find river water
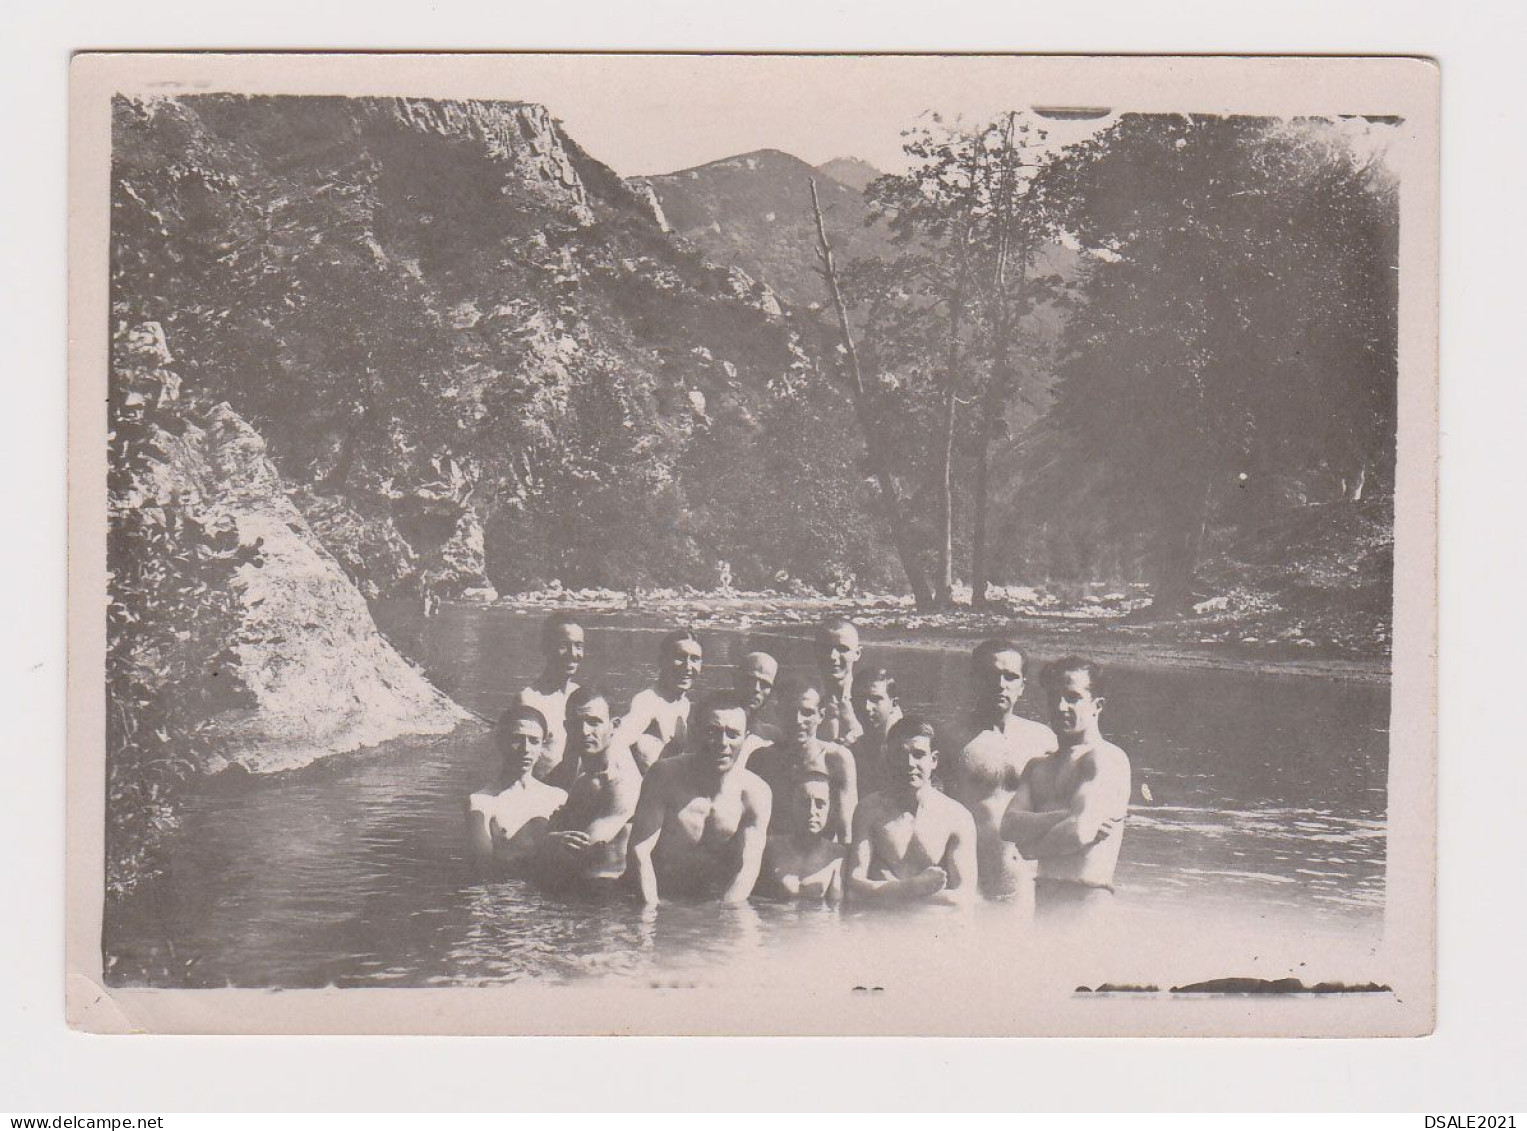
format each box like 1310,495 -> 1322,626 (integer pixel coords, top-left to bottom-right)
105,604 -> 1390,989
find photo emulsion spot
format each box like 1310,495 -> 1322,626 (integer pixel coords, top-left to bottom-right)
69,54 -> 1438,1035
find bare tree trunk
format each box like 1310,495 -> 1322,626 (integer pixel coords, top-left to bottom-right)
971,114 -> 1026,608
809,178 -> 936,611
934,300 -> 963,606
1146,479 -> 1213,616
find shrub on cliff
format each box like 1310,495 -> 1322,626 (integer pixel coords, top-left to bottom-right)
105,323 -> 261,900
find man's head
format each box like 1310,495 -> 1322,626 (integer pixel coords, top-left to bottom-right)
735,651 -> 780,716
775,677 -> 824,745
971,638 -> 1027,721
657,629 -> 703,694
816,617 -> 862,683
885,716 -> 938,794
563,686 -> 613,760
540,612 -> 585,681
693,690 -> 750,774
790,772 -> 833,838
1040,656 -> 1105,740
853,668 -> 900,736
496,702 -> 548,780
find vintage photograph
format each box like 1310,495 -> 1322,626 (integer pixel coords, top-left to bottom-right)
67,54 -> 1438,1035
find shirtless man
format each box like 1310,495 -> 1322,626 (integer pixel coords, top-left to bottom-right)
467,704 -> 568,874
626,691 -> 772,904
538,687 -> 642,891
515,612 -> 584,780
945,639 -> 1059,903
850,667 -> 903,799
734,650 -> 782,765
1002,657 -> 1131,920
846,717 -> 978,907
759,773 -> 845,901
612,629 -> 703,773
816,617 -> 865,745
747,680 -> 858,843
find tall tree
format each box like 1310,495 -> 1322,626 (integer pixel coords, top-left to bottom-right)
810,178 -> 936,609
1027,114 -> 1399,613
854,113 -> 1062,605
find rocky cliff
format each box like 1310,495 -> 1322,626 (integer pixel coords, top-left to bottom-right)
133,325 -> 472,773
110,95 -> 876,597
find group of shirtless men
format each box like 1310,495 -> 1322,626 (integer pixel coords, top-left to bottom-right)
467,614 -> 1132,921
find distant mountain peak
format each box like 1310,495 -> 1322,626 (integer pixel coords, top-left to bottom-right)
816,156 -> 882,192
659,148 -> 814,179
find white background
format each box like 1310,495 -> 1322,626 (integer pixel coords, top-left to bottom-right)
4,0 -> 1523,1112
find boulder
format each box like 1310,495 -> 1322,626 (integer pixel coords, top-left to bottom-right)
190,404 -> 471,772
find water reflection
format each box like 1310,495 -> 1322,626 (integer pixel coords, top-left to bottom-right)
105,605 -> 1390,988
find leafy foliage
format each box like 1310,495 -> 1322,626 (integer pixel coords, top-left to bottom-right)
1021,114 -> 1399,608
105,324 -> 261,900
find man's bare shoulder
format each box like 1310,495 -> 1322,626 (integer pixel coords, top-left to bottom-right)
821,740 -> 853,764
736,765 -> 772,800
1086,739 -> 1132,776
627,687 -> 662,712
927,787 -> 978,830
606,745 -> 642,781
1008,715 -> 1060,753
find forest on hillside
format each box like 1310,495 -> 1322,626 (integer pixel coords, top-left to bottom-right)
111,98 -> 1399,614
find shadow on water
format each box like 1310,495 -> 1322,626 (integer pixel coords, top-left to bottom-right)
105,603 -> 1390,988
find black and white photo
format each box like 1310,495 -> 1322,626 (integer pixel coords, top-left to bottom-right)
66,52 -> 1439,1036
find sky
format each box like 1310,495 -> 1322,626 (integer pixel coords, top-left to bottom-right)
470,55 -> 1121,176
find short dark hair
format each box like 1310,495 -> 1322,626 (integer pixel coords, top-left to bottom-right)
774,674 -> 824,704
498,702 -> 548,738
564,685 -> 610,717
695,689 -> 750,721
541,611 -> 583,644
659,628 -> 702,656
886,714 -> 937,751
853,667 -> 897,703
972,637 -> 1026,672
794,770 -> 832,793
1040,655 -> 1105,697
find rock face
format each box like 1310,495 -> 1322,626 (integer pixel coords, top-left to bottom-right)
623,177 -> 673,233
157,400 -> 471,773
292,491 -> 418,600
388,98 -> 596,224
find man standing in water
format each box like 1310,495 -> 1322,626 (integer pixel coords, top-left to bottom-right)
945,639 -> 1058,904
846,716 -> 977,907
538,687 -> 642,892
1003,657 -> 1131,920
613,629 -> 703,773
749,679 -> 858,843
759,772 -> 845,901
626,691 -> 772,904
816,617 -> 865,745
516,612 -> 585,780
850,667 -> 903,798
467,704 -> 567,874
734,650 -> 782,764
